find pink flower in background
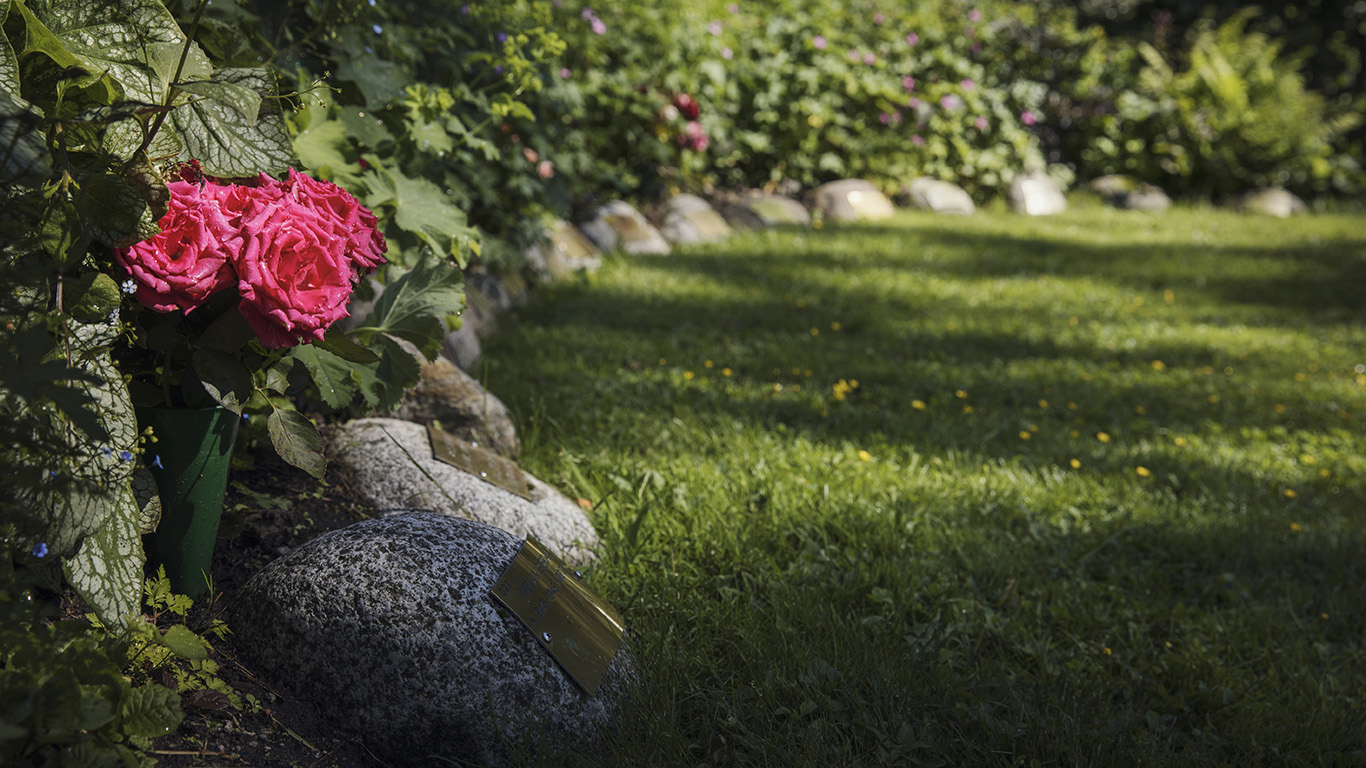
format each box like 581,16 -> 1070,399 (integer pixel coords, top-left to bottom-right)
591,17 -> 605,34
968,9 -> 982,21
907,96 -> 920,108
709,20 -> 723,35
961,78 -> 975,91
873,12 -> 885,24
538,160 -> 555,179
812,35 -> 827,49
560,67 -> 572,79
848,48 -> 860,61
115,181 -> 241,313
974,116 -> 988,130
679,120 -> 709,151
1020,109 -> 1037,125
722,47 -> 734,59
906,32 -> 919,46
728,3 -> 739,13
879,112 -> 892,125
674,92 -> 699,119
940,94 -> 961,110
911,134 -> 925,146
902,76 -> 916,91
864,53 -> 876,65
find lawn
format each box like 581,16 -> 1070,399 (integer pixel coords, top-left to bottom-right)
482,200 -> 1366,767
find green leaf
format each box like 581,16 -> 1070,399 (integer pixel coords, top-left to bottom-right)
64,272 -> 121,322
0,87 -> 52,186
361,258 -> 465,360
118,683 -> 183,741
287,343 -> 359,411
27,0 -> 207,104
191,348 -> 251,414
79,170 -> 158,247
266,408 -> 324,479
175,77 -> 261,126
171,67 -> 297,178
352,333 -> 422,413
156,624 -> 208,661
315,326 -> 380,364
39,194 -> 91,267
11,0 -> 80,69
292,117 -> 353,179
64,483 -> 145,624
339,106 -> 391,147
0,0 -> 20,92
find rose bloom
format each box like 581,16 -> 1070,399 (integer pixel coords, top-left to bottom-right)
114,180 -> 242,313
812,34 -> 826,49
537,159 -> 555,179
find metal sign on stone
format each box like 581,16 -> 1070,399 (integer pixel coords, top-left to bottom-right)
428,425 -> 535,501
491,536 -> 625,695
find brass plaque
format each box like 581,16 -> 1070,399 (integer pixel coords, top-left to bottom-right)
427,425 -> 535,501
491,537 -> 625,695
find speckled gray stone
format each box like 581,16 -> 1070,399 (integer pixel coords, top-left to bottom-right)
812,179 -> 896,221
328,418 -> 599,563
523,220 -> 603,283
659,194 -> 732,244
1239,187 -> 1307,218
230,512 -> 637,767
1008,172 -> 1068,216
579,201 -> 671,255
904,178 -> 975,214
391,357 -> 520,458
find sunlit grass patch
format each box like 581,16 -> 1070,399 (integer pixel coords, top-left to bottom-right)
487,206 -> 1366,767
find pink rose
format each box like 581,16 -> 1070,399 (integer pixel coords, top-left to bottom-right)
537,159 -> 556,179
115,180 -> 241,313
233,198 -> 357,348
278,169 -> 386,273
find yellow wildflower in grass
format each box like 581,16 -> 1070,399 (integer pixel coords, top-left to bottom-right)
912,400 -> 927,410
1284,489 -> 1297,498
1295,372 -> 1308,382
1070,430 -> 1080,438
1208,394 -> 1220,404
831,322 -> 842,331
1135,406 -> 1146,415
1320,468 -> 1332,478
1097,432 -> 1111,443
858,450 -> 873,462
1067,401 -> 1078,410
684,371 -> 695,380
1019,431 -> 1032,440
962,406 -> 974,414
1164,289 -> 1175,304
722,367 -> 733,377
804,369 -> 812,378
849,379 -> 859,389
810,327 -> 820,336
832,379 -> 853,401
1028,424 -> 1040,433
1038,399 -> 1049,409
1174,437 -> 1188,446
1103,647 -> 1112,656
1151,360 -> 1166,371
1290,522 -> 1304,532
955,389 -> 968,399
772,382 -> 783,392
1070,458 -> 1082,469
1068,316 -> 1079,326
1275,404 -> 1287,414
658,358 -> 667,365
1300,454 -> 1316,464
704,360 -> 714,368
1136,466 -> 1152,477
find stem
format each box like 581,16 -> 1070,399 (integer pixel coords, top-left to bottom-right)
130,0 -> 210,164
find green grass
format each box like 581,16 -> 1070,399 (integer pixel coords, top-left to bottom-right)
482,201 -> 1366,767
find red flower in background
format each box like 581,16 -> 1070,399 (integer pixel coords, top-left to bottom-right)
673,92 -> 700,120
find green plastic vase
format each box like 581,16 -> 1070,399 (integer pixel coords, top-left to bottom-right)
137,405 -> 240,598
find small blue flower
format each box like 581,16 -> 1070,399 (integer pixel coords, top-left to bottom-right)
100,447 -> 112,456
121,279 -> 137,294
242,413 -> 251,421
107,308 -> 120,326
46,469 -> 58,479
371,23 -> 382,34
496,31 -> 508,44
151,455 -> 163,469
31,542 -> 47,558
118,450 -> 133,462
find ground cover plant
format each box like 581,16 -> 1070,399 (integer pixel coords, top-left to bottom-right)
482,202 -> 1366,766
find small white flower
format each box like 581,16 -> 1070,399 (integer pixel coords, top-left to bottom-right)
107,308 -> 120,325
121,279 -> 137,294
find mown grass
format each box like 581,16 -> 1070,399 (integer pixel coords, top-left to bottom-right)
482,199 -> 1366,767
